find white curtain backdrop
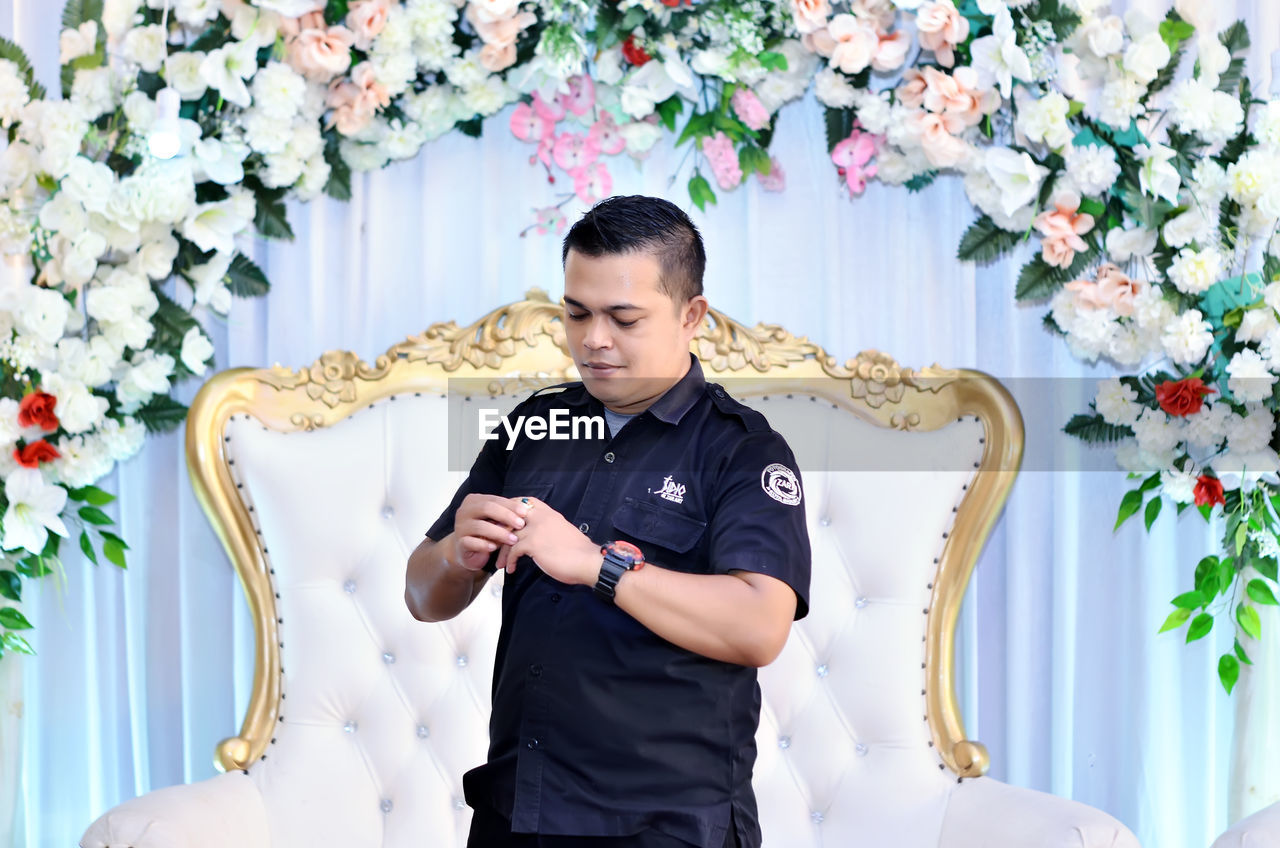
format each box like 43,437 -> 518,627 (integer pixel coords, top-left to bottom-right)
5,1 -> 1280,846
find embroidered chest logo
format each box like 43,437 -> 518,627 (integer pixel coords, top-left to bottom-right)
761,463 -> 802,506
653,475 -> 687,504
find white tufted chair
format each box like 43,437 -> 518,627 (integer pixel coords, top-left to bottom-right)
81,292 -> 1141,848
1211,802 -> 1280,847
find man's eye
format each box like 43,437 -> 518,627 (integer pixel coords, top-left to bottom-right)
568,312 -> 588,321
615,319 -> 637,328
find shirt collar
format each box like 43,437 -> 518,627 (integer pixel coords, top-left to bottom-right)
644,353 -> 705,425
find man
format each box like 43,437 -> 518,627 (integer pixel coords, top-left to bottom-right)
405,195 -> 811,848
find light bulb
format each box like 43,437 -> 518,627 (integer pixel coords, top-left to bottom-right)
148,86 -> 181,159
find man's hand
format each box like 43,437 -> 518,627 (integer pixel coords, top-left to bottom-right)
497,497 -> 600,586
451,493 -> 531,572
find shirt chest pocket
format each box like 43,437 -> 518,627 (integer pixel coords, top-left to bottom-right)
610,497 -> 708,572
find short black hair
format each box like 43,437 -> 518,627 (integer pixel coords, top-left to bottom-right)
561,195 -> 706,305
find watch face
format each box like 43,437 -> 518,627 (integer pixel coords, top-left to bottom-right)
607,540 -> 644,565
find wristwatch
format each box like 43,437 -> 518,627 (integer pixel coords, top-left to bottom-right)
594,540 -> 645,602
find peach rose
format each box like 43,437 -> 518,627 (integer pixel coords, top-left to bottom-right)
849,0 -> 896,31
279,10 -> 325,37
468,7 -> 536,48
480,42 -> 517,72
920,66 -> 989,128
791,0 -> 831,35
1094,263 -> 1145,316
826,14 -> 879,75
289,22 -> 357,81
897,68 -> 927,109
872,30 -> 910,71
802,28 -> 836,58
915,111 -> 969,167
346,0 -> 391,50
326,62 -> 390,135
468,0 -> 520,24
916,0 -> 970,68
1033,192 -> 1095,269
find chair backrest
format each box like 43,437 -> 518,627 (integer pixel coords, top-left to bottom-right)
187,291 -> 1023,848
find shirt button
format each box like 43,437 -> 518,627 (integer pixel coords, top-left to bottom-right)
527,738 -> 541,750
529,663 -> 543,677
714,388 -> 725,398
578,522 -> 589,533
550,593 -> 562,603
604,452 -> 615,463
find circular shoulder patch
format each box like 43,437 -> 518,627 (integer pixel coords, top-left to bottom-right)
761,462 -> 802,506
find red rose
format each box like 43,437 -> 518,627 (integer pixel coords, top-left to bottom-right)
18,391 -> 59,432
1193,474 -> 1225,508
1155,378 -> 1215,417
622,34 -> 651,66
13,439 -> 61,468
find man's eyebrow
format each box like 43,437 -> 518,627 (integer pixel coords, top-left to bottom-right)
563,296 -> 644,312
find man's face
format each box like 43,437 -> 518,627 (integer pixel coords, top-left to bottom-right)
563,248 -> 707,414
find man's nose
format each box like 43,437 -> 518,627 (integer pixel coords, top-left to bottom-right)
583,317 -> 612,350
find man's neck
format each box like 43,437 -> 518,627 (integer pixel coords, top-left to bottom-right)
602,355 -> 691,415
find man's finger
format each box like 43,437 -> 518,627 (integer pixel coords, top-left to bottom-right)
495,543 -> 512,574
458,518 -> 520,548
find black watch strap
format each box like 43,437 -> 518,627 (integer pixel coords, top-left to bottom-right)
593,552 -> 630,602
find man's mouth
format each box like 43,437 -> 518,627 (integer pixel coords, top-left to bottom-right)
584,362 -> 623,375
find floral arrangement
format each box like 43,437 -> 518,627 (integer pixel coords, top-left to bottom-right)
0,0 -> 1276,694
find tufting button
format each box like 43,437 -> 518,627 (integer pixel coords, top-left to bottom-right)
343,579 -> 356,594
417,725 -> 430,739
778,736 -> 791,750
604,452 -> 615,463
811,811 -> 824,824
816,664 -> 828,678
491,583 -> 503,597
819,516 -> 831,526
454,798 -> 466,811
578,522 -> 589,533
457,654 -> 469,668
344,721 -> 357,733
854,596 -> 867,609
382,651 -> 396,665
855,742 -> 869,757
381,798 -> 393,814
381,505 -> 395,519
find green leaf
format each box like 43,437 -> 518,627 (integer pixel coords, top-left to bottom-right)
323,0 -> 349,24
61,0 -> 104,32
676,111 -> 712,147
78,505 -> 112,526
455,117 -> 482,138
1,631 -> 34,656
1062,413 -> 1134,444
957,215 -> 1022,264
99,530 -> 129,550
1158,607 -> 1192,632
619,6 -> 645,30
102,535 -> 126,569
15,556 -> 50,579
655,95 -> 683,133
687,173 -> 714,212
0,607 -> 32,630
1235,519 -> 1249,556
0,35 -> 46,102
1015,251 -> 1092,302
1235,637 -> 1253,665
1256,556 -> 1278,583
1247,578 -> 1278,606
1195,555 -> 1222,597
1220,653 -> 1241,694
1238,603 -> 1263,640
824,106 -> 853,154
1158,17 -> 1195,52
1115,488 -> 1145,531
0,570 -> 19,602
135,394 -> 189,435
757,50 -> 788,72
322,133 -> 351,202
1187,612 -> 1213,642
67,484 -> 114,505
78,529 -> 98,565
1144,495 -> 1163,530
1219,19 -> 1249,55
253,193 -> 294,241
227,253 -> 269,298
1171,590 -> 1204,610
904,171 -> 938,192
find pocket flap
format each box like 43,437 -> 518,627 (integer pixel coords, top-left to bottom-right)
611,497 -> 706,554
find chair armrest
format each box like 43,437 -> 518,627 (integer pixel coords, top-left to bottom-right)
80,771 -> 270,848
1211,801 -> 1280,847
939,776 -> 1142,848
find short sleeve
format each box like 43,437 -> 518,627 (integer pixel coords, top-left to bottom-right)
424,427 -> 508,564
706,430 -> 812,620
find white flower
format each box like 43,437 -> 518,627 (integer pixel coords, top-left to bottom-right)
249,61 -> 304,116
41,373 -> 107,435
1227,151 -> 1278,206
461,76 -> 515,117
230,4 -> 281,49
1204,90 -> 1244,146
850,88 -> 893,135
192,137 -> 249,185
1161,461 -> 1200,504
186,251 -> 233,313
1106,225 -> 1158,262
18,285 -> 72,345
1174,0 -> 1215,33
167,51 -> 208,101
252,0 -> 324,15
1226,405 -> 1276,454
1070,15 -> 1123,58
1124,32 -> 1172,84
1185,401 -> 1231,449
1,467 -> 69,554
620,52 -> 695,119
1136,143 -> 1181,205
1095,378 -> 1141,427
182,198 -> 249,255
814,68 -> 856,109
122,24 -> 167,73
102,0 -> 142,40
620,120 -> 662,157
55,336 -> 118,388
1168,78 -> 1217,137
1226,349 -> 1277,403
0,61 -> 28,128
1016,90 -> 1072,149
970,6 -> 1031,98
1162,308 -> 1213,365
59,21 -> 99,65
982,147 -> 1049,218
1255,101 -> 1280,149
71,67 -> 116,121
963,166 -> 1036,230
200,40 -> 258,108
174,0 -> 219,27
1096,74 -> 1146,127
180,326 -> 215,375
1168,247 -> 1224,295
1131,406 -> 1183,467
1238,308 -> 1280,345
1162,205 -> 1216,249
62,156 -> 116,215
1196,36 -> 1231,89
115,351 -> 175,413
1063,143 -> 1120,195
444,50 -> 488,90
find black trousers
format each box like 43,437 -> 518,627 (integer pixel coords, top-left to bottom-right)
466,806 -> 741,848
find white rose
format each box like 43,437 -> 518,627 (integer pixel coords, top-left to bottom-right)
620,120 -> 662,157
62,156 -> 115,215
1174,0 -> 1215,33
1161,309 -> 1214,365
19,285 -> 72,345
1124,33 -> 1171,85
1197,36 -> 1231,88
1063,143 -> 1120,195
1161,206 -> 1214,249
1074,15 -> 1123,57
133,234 -> 179,280
813,67 -> 856,108
71,67 -> 116,121
1226,349 -> 1277,403
101,0 -> 142,40
167,51 -> 208,101
180,326 -> 215,376
174,0 -> 218,27
115,351 -> 175,413
60,21 -> 99,65
1016,90 -> 1072,149
251,0 -> 324,16
41,373 -> 107,435
0,61 -> 28,129
1204,91 -> 1244,146
1168,246 -> 1225,295
122,24 -> 166,73
1094,378 -> 1141,427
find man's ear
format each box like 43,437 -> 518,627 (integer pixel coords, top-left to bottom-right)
682,295 -> 710,335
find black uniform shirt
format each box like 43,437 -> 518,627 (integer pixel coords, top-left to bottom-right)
426,354 -> 812,848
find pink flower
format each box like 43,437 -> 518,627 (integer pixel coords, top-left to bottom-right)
873,30 -> 910,71
345,0 -> 390,50
479,42 -> 518,72
920,66 -> 991,129
326,62 -> 390,136
288,21 -> 357,82
572,162 -> 612,204
532,90 -> 565,122
467,6 -> 536,72
1033,192 -> 1095,268
790,0 -> 831,34
702,131 -> 742,190
758,157 -> 786,192
916,0 -> 970,68
731,89 -> 770,132
1065,262 -> 1145,316
535,135 -> 555,169
825,14 -> 879,74
510,101 -> 556,143
588,113 -> 626,155
897,68 -> 928,109
558,74 -> 595,116
553,132 -> 601,172
914,111 -> 969,167
832,130 -> 879,194
534,206 -> 567,235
